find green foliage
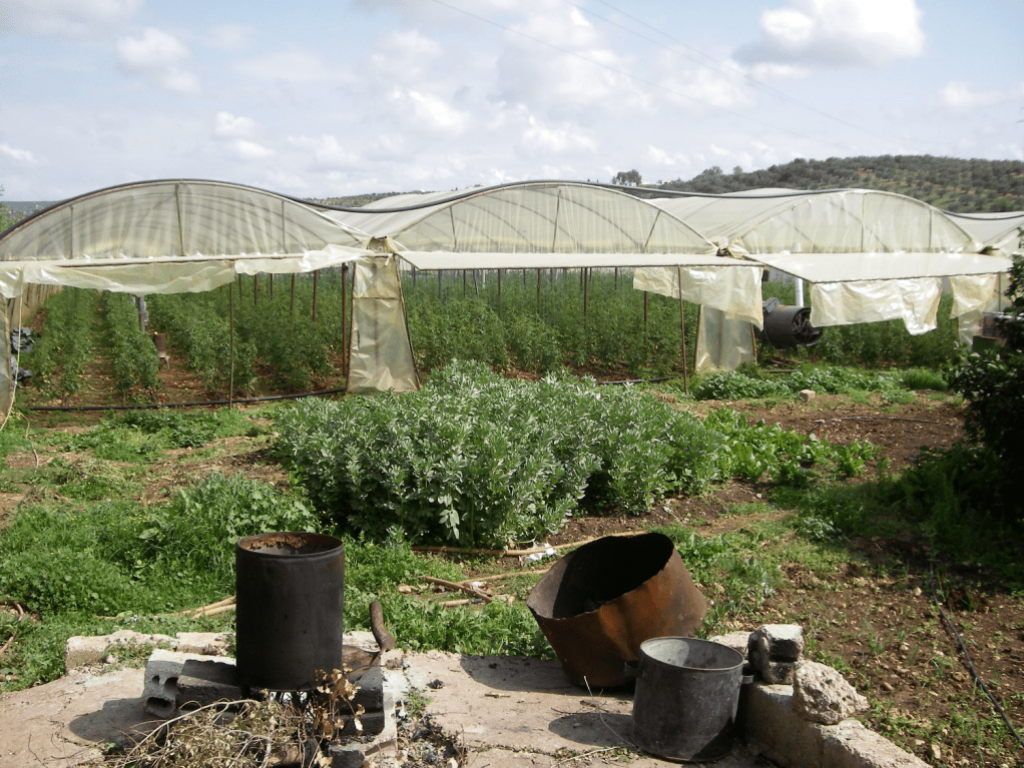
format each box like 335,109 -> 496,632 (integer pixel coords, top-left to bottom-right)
27,288 -> 98,403
404,269 -> 698,378
102,293 -> 161,399
147,290 -> 258,395
692,363 -> 913,401
0,474 -> 318,617
945,252 -> 1024,522
704,407 -> 879,485
274,361 -> 720,547
660,155 -> 1024,212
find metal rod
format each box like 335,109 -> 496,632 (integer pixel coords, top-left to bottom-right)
536,268 -> 541,315
643,291 -> 649,341
583,268 -> 589,322
290,274 -> 296,314
254,275 -> 258,306
677,266 -> 688,395
269,274 -> 274,298
229,283 -> 235,409
312,270 -> 319,322
341,264 -> 348,378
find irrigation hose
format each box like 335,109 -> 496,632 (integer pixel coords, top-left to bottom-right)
927,556 -> 1024,750
26,386 -> 348,412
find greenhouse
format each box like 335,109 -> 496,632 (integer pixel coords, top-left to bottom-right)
0,179 -> 1015,422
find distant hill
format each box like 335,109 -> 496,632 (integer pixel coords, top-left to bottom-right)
651,155 -> 1024,213
307,192 -> 412,208
3,201 -> 53,216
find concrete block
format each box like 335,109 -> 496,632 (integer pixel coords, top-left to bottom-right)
142,650 -> 235,719
821,720 -> 929,768
176,658 -> 243,709
348,664 -> 385,712
173,632 -> 232,656
749,624 -> 805,662
65,629 -> 174,671
329,742 -> 367,768
740,683 -> 823,767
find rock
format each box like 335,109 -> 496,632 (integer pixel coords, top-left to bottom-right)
708,632 -> 751,659
799,389 -> 816,401
749,625 -> 805,662
792,661 -> 868,725
65,630 -> 174,671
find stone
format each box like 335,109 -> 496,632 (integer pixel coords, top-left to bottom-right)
792,660 -> 868,725
748,624 -> 804,662
708,631 -> 751,659
799,389 -> 816,401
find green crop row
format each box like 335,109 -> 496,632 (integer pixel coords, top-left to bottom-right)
273,360 -> 878,548
27,288 -> 98,403
147,290 -> 258,395
101,293 -> 161,399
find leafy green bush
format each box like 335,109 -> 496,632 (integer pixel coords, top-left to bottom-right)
692,370 -> 789,400
274,361 -> 720,546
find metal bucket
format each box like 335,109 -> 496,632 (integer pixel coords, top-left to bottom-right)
526,533 -> 706,688
631,637 -> 747,762
235,532 -> 345,691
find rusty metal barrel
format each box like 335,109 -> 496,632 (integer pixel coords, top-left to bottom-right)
235,532 -> 345,691
527,532 -> 707,688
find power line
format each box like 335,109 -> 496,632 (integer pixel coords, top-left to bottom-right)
425,0 -> 847,150
580,0 -> 932,148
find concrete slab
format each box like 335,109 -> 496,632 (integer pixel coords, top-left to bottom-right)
0,667 -> 159,768
401,651 -> 767,767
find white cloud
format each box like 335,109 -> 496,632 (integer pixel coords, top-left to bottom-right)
215,112 -> 257,139
738,0 -> 925,68
521,115 -> 595,155
116,28 -> 200,95
5,0 -> 141,37
936,81 -> 1024,114
234,140 -> 274,160
0,142 -> 36,164
388,89 -> 471,134
235,50 -> 344,85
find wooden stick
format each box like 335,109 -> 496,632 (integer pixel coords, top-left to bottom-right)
190,604 -> 236,618
420,576 -> 492,603
174,595 -> 235,617
460,568 -> 550,585
412,529 -> 649,558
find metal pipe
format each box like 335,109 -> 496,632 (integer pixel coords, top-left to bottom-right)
677,266 -> 688,395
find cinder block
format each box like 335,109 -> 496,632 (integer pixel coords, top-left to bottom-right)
176,658 -> 244,709
350,665 -> 384,711
142,650 -> 236,719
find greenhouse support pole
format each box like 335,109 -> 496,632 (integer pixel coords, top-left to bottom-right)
312,270 -> 319,322
498,269 -> 503,311
341,264 -> 348,377
463,269 -> 467,296
229,283 -> 235,410
269,274 -> 274,298
677,266 -> 688,395
643,291 -> 648,341
437,270 -> 442,300
583,268 -> 589,322
254,275 -> 259,306
290,275 -> 296,314
536,269 -> 541,315
614,267 -> 619,290
795,277 -> 804,307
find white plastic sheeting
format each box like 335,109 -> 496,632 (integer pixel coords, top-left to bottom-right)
945,211 -> 1024,255
397,251 -> 749,270
647,189 -> 981,256
346,255 -> 420,395
632,265 -> 764,328
809,279 -> 943,335
696,306 -> 755,372
748,250 -> 1010,283
327,183 -> 717,256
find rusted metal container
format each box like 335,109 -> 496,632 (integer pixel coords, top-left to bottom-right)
236,532 -> 345,691
631,637 -> 747,762
526,532 -> 706,688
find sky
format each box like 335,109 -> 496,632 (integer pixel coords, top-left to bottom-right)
0,0 -> 1022,202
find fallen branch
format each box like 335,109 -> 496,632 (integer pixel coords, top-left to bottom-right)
413,529 -> 648,558
420,576 -> 492,603
174,595 -> 236,619
460,567 -> 550,585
